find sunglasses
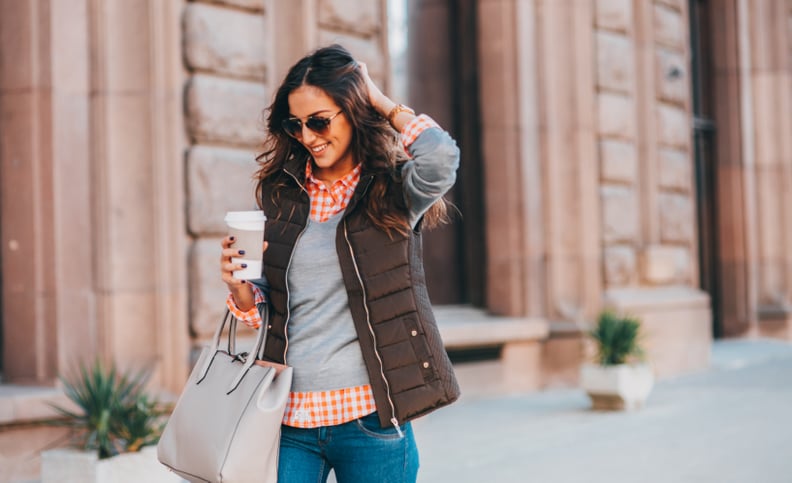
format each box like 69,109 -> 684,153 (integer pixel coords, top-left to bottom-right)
281,110 -> 343,138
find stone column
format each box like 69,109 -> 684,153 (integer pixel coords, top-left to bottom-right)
89,0 -> 190,391
704,0 -> 792,339
478,0 -> 545,317
745,0 -> 792,339
1,0 -> 67,383
477,0 -> 601,321
537,1 -> 602,324
0,0 -> 189,389
706,0 -> 759,338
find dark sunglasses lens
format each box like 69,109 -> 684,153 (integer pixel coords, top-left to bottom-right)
305,117 -> 331,134
282,118 -> 302,136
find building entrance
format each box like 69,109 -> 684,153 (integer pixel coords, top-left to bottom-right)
689,0 -> 722,336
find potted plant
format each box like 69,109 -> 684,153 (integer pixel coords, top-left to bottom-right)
580,310 -> 654,410
40,360 -> 180,482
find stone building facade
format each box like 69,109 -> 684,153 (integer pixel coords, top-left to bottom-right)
0,0 -> 791,479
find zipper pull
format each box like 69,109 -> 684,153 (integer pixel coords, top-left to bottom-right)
391,417 -> 404,439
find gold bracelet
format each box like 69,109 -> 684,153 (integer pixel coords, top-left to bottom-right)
387,104 -> 415,126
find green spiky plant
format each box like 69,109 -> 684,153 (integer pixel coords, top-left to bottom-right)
590,311 -> 645,366
49,360 -> 167,459
117,393 -> 167,453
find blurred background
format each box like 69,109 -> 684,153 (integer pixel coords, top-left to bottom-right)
1,0 -> 791,480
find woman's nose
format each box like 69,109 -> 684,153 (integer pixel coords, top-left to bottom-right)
300,124 -> 318,143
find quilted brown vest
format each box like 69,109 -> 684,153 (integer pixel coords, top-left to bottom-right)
258,161 -> 460,428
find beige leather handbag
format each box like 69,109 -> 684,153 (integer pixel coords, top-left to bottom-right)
158,304 -> 292,483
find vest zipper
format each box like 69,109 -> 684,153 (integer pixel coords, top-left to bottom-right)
282,169 -> 400,433
282,168 -> 310,364
343,219 -> 404,438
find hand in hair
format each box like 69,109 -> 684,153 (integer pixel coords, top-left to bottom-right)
358,62 -> 394,118
358,62 -> 416,132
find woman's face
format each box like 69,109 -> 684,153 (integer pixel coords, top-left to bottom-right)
286,85 -> 355,183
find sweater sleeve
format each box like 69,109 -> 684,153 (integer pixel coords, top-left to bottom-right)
400,115 -> 461,229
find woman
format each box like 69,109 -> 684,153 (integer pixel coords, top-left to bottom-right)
220,44 -> 460,483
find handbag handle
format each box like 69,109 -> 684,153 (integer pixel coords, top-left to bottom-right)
196,301 -> 271,394
226,301 -> 269,360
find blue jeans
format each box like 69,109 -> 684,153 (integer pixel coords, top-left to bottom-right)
278,412 -> 419,483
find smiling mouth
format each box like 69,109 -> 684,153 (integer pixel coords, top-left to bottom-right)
311,143 -> 329,154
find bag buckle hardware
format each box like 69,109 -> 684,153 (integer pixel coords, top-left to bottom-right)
231,352 -> 249,363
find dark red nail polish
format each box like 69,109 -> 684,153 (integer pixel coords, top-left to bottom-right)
230,236 -> 235,241
238,250 -> 246,255
240,280 -> 246,284
241,263 -> 248,268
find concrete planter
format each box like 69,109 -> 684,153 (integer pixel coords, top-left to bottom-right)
41,446 -> 182,483
580,363 -> 654,410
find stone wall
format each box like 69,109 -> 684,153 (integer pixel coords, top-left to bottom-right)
184,0 -> 389,343
596,0 -> 696,289
594,0 -> 712,376
317,0 -> 389,87
184,0 -> 270,339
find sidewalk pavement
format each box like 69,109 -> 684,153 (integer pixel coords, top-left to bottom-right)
410,338 -> 792,483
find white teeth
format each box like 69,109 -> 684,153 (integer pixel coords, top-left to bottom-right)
311,144 -> 328,153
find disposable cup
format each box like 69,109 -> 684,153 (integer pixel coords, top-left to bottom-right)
224,210 -> 266,280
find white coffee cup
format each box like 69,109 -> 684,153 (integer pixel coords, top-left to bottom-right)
224,210 -> 266,280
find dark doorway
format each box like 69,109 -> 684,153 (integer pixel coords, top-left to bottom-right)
405,0 -> 486,306
689,0 -> 722,337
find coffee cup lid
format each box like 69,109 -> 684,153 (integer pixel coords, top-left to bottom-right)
224,210 -> 267,223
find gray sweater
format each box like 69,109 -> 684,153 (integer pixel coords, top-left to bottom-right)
281,126 -> 460,392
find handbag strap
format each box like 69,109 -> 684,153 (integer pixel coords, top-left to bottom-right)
256,302 -> 270,361
227,301 -> 269,359
228,314 -> 237,355
196,302 -> 272,393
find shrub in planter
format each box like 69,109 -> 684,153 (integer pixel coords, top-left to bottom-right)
580,311 -> 654,411
49,360 -> 165,457
42,360 -> 178,482
590,310 -> 644,366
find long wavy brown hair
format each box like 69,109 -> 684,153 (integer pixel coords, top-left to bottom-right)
254,44 -> 447,234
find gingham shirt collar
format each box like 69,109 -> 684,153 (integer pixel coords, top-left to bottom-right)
304,162 -> 361,222
305,161 -> 361,191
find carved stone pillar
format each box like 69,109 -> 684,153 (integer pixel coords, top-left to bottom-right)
744,0 -> 792,339
0,0 -> 189,390
1,0 -> 68,383
88,0 -> 190,390
478,0 -> 601,322
536,1 -> 602,323
478,0 -> 546,317
706,0 -> 758,338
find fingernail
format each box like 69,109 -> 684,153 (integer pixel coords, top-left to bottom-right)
240,280 -> 246,284
241,263 -> 248,268
238,250 -> 246,255
230,236 -> 235,241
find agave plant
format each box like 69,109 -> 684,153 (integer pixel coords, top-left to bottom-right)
590,311 -> 645,366
50,360 -> 166,458
117,393 -> 168,453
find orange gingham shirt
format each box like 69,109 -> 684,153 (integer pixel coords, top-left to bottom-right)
226,114 -> 439,427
